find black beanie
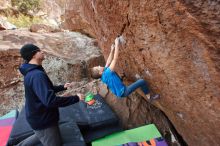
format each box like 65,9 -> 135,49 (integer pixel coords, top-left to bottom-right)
20,44 -> 40,62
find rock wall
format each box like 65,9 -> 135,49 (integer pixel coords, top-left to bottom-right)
62,0 -> 220,145
59,0 -> 94,36
0,0 -> 11,9
0,49 -> 24,116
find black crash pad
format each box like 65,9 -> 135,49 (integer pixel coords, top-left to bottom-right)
59,94 -> 120,129
59,94 -> 123,142
35,121 -> 86,146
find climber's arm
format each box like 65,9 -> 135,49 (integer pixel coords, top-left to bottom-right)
109,38 -> 120,71
105,44 -> 115,67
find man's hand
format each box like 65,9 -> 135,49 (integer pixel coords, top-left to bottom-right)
77,93 -> 85,101
62,92 -> 72,97
64,82 -> 72,89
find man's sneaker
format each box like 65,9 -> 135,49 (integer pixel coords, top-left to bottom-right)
150,94 -> 160,101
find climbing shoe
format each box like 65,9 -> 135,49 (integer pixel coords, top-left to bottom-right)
150,94 -> 160,101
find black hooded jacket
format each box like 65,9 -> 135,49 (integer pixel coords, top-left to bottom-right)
19,63 -> 79,130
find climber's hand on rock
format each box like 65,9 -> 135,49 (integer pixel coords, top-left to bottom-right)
64,82 -> 72,89
62,92 -> 72,97
111,44 -> 115,51
77,93 -> 85,101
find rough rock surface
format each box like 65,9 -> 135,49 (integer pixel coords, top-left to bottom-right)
60,0 -> 94,36
38,0 -> 66,27
0,0 -> 11,9
0,29 -> 104,115
0,17 -> 16,30
0,49 -> 23,116
30,24 -> 60,33
62,0 -> 220,145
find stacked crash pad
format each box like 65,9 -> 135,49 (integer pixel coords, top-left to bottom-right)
8,94 -> 122,145
92,124 -> 168,146
0,110 -> 18,146
59,94 -> 123,142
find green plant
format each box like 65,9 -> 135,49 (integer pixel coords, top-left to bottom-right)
7,14 -> 43,28
11,0 -> 42,14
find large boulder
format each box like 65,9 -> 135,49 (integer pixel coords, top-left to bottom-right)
61,0 -> 220,145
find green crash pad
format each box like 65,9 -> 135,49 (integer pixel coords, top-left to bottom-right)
92,124 -> 161,146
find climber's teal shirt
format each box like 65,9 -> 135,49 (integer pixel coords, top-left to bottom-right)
101,67 -> 125,97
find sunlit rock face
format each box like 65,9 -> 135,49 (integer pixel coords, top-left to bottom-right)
0,0 -> 11,9
61,0 -> 220,145
39,0 -> 65,26
0,17 -> 16,30
0,29 -> 104,116
59,0 -> 95,36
